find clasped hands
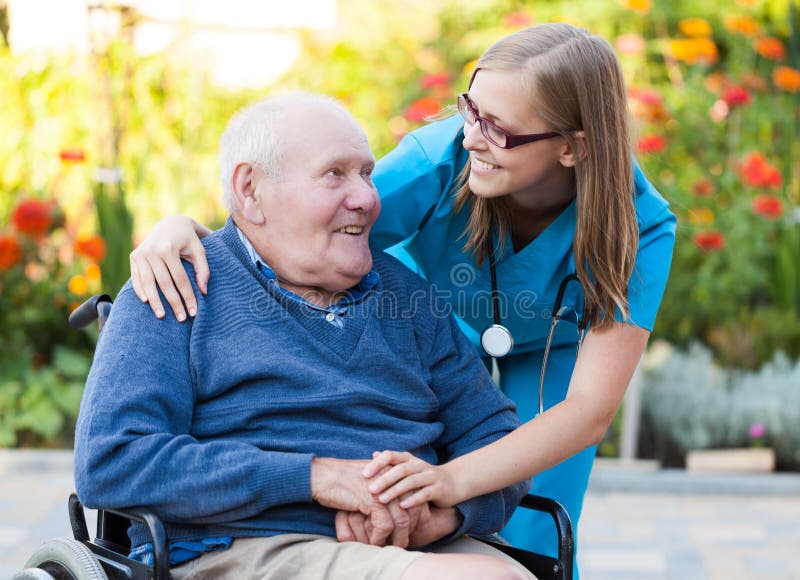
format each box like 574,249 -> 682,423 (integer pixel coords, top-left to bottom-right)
310,453 -> 455,549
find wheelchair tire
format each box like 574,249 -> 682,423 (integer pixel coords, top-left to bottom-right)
14,537 -> 108,580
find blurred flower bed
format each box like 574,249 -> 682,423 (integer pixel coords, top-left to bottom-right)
0,194 -> 103,446
1,0 -> 799,457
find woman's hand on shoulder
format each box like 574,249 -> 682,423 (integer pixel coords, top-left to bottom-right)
129,215 -> 211,321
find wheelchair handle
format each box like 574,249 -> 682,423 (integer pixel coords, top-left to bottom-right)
69,294 -> 113,331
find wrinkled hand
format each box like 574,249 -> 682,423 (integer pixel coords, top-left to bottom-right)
130,215 -> 210,321
407,505 -> 463,548
311,457 -> 414,547
335,500 -> 431,547
364,450 -> 459,509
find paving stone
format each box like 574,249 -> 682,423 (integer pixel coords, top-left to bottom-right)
582,548 -> 668,574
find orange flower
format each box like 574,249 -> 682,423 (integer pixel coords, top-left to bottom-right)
637,134 -> 667,154
404,97 -> 442,122
752,194 -> 784,220
12,199 -> 54,236
59,148 -> 87,163
724,15 -> 761,37
705,72 -> 729,93
74,234 -> 107,263
689,207 -> 715,226
85,263 -> 102,284
621,0 -> 651,14
0,233 -> 22,270
740,72 -> 768,92
629,87 -> 669,122
722,86 -> 750,107
670,38 -> 719,65
754,37 -> 785,61
678,18 -> 712,37
68,274 -> 89,295
739,152 -> 782,189
692,178 -> 715,198
694,230 -> 725,252
773,66 -> 800,93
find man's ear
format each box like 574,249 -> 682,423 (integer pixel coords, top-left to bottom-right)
558,131 -> 587,168
231,162 -> 266,225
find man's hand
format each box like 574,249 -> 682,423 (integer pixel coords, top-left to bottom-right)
311,457 -> 412,547
407,505 -> 463,548
335,500 -> 432,547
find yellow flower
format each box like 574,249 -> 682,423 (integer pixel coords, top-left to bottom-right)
85,263 -> 102,285
68,274 -> 89,295
621,0 -> 651,14
688,207 -> 715,226
724,15 -> 761,37
678,18 -> 712,37
670,38 -> 719,65
463,59 -> 479,77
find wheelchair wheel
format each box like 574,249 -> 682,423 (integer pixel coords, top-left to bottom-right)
14,537 -> 108,580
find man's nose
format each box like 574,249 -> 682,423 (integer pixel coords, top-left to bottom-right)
345,176 -> 379,213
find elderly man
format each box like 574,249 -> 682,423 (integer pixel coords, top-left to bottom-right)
74,94 -> 531,580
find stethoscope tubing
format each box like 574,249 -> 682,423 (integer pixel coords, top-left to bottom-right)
481,236 -> 587,416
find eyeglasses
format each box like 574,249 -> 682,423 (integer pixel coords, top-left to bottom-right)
457,93 -> 562,149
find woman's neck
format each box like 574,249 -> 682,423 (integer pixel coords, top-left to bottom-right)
505,195 -> 573,252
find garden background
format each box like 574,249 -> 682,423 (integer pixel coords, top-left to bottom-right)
1,0 -> 799,470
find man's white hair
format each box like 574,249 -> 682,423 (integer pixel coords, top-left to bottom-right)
218,91 -> 348,211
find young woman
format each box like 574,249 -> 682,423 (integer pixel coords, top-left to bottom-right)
128,24 -> 675,576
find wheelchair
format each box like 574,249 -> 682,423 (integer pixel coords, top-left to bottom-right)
14,295 -> 573,580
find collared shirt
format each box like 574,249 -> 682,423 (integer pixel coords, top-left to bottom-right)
236,226 -> 379,330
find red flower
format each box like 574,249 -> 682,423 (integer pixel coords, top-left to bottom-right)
694,230 -> 725,252
12,199 -> 54,236
405,97 -> 442,122
722,86 -> 751,107
75,234 -> 107,262
59,148 -> 87,163
739,152 -> 782,188
420,72 -> 451,90
0,233 -> 22,270
752,194 -> 784,219
629,87 -> 663,106
692,178 -> 715,197
637,134 -> 667,154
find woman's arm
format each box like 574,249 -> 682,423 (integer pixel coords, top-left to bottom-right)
129,215 -> 211,320
365,322 -> 650,508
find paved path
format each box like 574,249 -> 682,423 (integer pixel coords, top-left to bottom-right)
2,450 -> 800,579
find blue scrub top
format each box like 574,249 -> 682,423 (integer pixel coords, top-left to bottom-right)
370,115 -> 676,355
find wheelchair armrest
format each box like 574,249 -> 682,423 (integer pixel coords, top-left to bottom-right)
519,494 -> 573,572
69,493 -> 170,580
68,294 -> 113,330
478,493 -> 573,579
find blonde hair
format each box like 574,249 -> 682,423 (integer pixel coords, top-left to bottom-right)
453,23 -> 638,328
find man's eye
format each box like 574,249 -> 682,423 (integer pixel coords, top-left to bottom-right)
326,168 -> 343,177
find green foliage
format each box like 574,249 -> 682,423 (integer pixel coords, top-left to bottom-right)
0,198 -> 97,447
642,342 -> 800,469
93,179 -> 133,295
2,0 -> 800,449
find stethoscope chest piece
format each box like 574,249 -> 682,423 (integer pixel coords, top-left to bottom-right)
481,324 -> 514,358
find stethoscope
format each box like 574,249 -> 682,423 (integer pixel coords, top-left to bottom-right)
480,235 -> 589,416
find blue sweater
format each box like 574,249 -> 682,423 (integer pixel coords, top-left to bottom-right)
74,219 -> 527,549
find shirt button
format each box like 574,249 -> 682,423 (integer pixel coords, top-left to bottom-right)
325,313 -> 335,322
